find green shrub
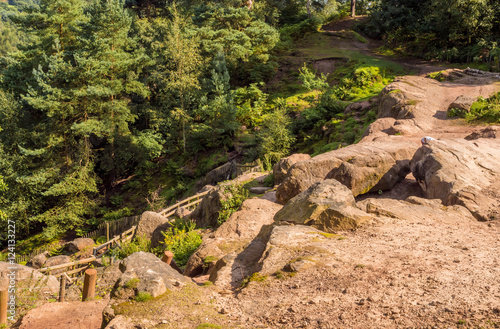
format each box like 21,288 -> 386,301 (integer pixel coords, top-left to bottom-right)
135,292 -> 152,302
466,93 -> 500,123
110,236 -> 151,260
218,184 -> 249,225
299,64 -> 329,91
125,278 -> 140,289
263,174 -> 274,187
161,219 -> 202,267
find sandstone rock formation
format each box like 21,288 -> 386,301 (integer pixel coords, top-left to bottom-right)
276,139 -> 417,203
196,161 -> 237,189
185,198 -> 281,283
0,262 -> 59,294
26,251 -> 49,269
44,255 -> 71,275
112,252 -> 189,299
410,138 -> 500,221
447,95 -> 476,114
64,238 -> 95,254
273,153 -> 311,185
189,187 -> 224,228
134,211 -> 172,249
274,179 -> 371,231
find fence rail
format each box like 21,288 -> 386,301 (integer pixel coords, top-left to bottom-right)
16,160 -> 263,271
236,160 -> 263,176
158,191 -> 209,217
82,215 -> 141,241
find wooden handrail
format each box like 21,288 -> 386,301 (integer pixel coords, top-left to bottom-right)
158,191 -> 209,215
40,256 -> 96,273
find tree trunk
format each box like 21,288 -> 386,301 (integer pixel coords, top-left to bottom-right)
307,0 -> 312,18
351,0 -> 356,17
247,0 -> 253,10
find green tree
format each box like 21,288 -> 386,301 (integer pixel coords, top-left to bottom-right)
258,100 -> 295,169
194,52 -> 238,150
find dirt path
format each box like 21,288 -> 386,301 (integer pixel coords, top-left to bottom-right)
322,16 -> 451,76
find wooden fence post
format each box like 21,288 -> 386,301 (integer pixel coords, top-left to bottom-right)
82,268 -> 97,301
0,289 -> 7,324
59,275 -> 66,302
161,251 -> 174,265
106,222 -> 110,242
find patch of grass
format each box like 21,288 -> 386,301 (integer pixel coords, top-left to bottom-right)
427,71 -> 446,82
125,278 -> 140,289
241,272 -> 268,287
456,319 -> 467,325
355,264 -> 366,269
135,292 -> 153,302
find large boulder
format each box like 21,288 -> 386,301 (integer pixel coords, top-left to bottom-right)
134,211 -> 169,241
0,262 -> 59,294
184,198 -> 282,279
196,161 -> 237,189
112,252 -> 189,299
273,154 -> 311,185
257,225 -> 334,276
274,179 -> 371,231
189,187 -> 224,228
447,95 -> 476,115
276,139 -> 418,204
44,255 -> 71,275
64,238 -> 95,254
410,138 -> 500,221
26,251 -> 49,269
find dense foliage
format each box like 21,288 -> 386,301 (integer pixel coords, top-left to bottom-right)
1,0 -> 498,247
365,0 -> 500,65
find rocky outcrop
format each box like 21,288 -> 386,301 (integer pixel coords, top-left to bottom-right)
134,211 -> 170,249
112,252 -> 189,299
44,255 -> 71,275
273,154 -> 311,185
257,225 -> 332,276
26,251 -> 49,269
465,126 -> 498,140
0,262 -> 59,294
274,179 -> 371,231
276,139 -> 418,204
196,161 -> 237,189
410,139 -> 500,221
185,198 -> 282,281
189,187 -> 224,228
64,238 -> 95,254
448,95 -> 476,114
104,315 -> 135,329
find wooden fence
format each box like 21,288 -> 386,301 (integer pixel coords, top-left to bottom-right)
38,225 -> 137,277
16,160 -> 263,268
236,160 -> 263,176
158,191 -> 209,217
82,215 -> 141,241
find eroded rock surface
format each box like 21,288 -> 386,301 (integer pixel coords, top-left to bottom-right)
274,179 -> 371,231
276,139 -> 417,203
185,198 -> 282,285
273,153 -> 311,185
410,138 -> 500,221
112,252 -> 189,299
0,262 -> 59,294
